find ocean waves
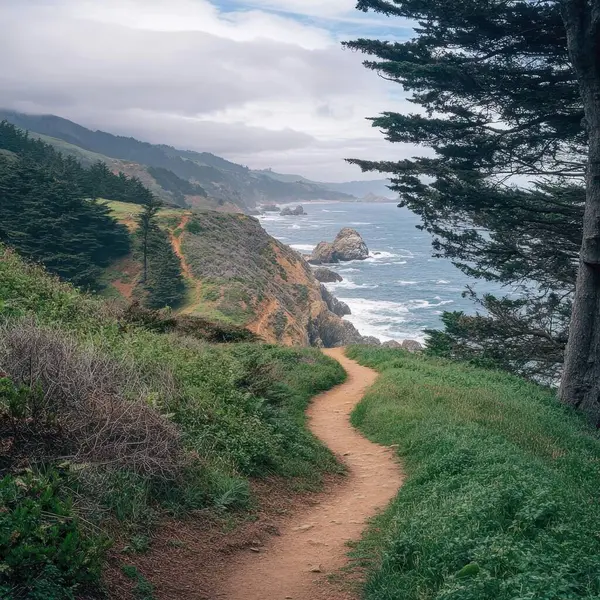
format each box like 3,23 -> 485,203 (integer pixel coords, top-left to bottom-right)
258,201 -> 505,343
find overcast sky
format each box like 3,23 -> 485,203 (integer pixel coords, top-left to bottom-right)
0,0 -> 416,181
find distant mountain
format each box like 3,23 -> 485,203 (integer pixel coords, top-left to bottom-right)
321,179 -> 395,199
255,168 -> 394,200
253,168 -> 314,184
0,110 -> 355,210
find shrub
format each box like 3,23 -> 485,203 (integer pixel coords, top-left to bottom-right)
0,320 -> 183,478
0,472 -> 104,600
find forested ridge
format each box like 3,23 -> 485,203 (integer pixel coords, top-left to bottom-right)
0,121 -> 187,301
0,110 -> 356,208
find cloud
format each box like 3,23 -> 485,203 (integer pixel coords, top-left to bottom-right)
0,0 -> 414,180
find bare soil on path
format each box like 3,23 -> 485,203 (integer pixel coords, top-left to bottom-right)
219,347 -> 403,600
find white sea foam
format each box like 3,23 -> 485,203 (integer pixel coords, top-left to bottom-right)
397,280 -> 417,286
337,297 -> 426,343
370,260 -> 407,267
405,299 -> 455,309
369,251 -> 397,259
337,267 -> 360,273
436,279 -> 451,284
258,215 -> 284,222
326,280 -> 379,290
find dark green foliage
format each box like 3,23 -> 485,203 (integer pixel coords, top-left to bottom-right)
141,227 -> 186,309
135,199 -> 186,309
0,472 -> 103,600
425,293 -> 569,381
347,346 -> 600,600
147,166 -> 206,205
0,155 -> 130,289
185,219 -> 202,235
346,1 -> 584,376
85,160 -> 153,205
0,121 -> 153,205
136,196 -> 161,285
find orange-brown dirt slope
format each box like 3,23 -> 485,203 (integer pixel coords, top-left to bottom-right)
105,204 -> 362,347
178,211 -> 363,347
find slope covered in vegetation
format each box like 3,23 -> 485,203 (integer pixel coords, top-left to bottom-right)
0,247 -> 345,599
105,201 -> 365,347
0,110 -> 355,210
346,346 -> 600,600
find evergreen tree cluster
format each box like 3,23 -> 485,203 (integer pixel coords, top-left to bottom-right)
0,120 -> 186,303
135,202 -> 186,309
346,0 -> 589,382
0,121 -> 153,205
0,155 -> 130,289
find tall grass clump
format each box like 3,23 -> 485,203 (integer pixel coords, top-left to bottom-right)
346,346 -> 600,600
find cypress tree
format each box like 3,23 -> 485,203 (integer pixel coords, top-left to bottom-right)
346,1 -> 600,416
0,156 -> 130,289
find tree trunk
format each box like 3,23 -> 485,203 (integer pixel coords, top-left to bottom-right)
560,0 -> 600,421
142,226 -> 149,284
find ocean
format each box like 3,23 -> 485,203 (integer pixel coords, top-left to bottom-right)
258,202 -> 503,343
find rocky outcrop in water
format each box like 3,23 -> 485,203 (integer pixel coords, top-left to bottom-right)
310,242 -> 336,264
313,267 -> 342,283
281,205 -> 305,216
320,285 -> 351,317
310,228 -> 369,264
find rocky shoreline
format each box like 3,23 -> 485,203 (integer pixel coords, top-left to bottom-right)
300,227 -> 423,350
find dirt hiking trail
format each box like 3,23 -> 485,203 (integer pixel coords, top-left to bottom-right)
219,347 -> 403,600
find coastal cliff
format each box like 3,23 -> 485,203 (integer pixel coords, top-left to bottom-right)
105,202 -> 365,347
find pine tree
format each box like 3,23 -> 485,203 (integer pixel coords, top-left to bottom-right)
142,228 -> 186,309
136,196 -> 162,284
0,156 -> 130,289
346,0 -> 600,418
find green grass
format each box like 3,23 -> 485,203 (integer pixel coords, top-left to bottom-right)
104,200 -> 185,225
346,346 -> 600,600
0,246 -> 346,597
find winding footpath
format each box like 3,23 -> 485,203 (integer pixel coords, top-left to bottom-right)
220,348 -> 403,600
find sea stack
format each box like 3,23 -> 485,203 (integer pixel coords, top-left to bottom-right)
310,228 -> 369,264
281,205 -> 305,216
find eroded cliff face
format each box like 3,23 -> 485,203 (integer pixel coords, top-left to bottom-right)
105,206 -> 365,347
177,212 -> 364,347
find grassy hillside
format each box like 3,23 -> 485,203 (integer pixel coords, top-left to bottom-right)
0,246 -> 346,599
346,346 -> 600,600
0,110 -> 355,209
105,201 -> 357,347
